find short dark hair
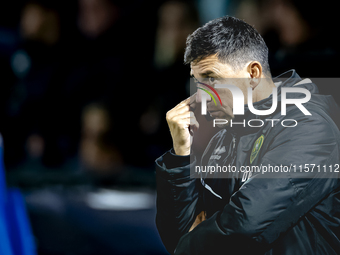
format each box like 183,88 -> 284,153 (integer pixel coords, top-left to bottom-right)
184,16 -> 271,75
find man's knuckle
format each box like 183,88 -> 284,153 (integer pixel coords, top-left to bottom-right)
166,111 -> 172,120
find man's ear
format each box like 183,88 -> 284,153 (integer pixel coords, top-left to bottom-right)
247,61 -> 262,90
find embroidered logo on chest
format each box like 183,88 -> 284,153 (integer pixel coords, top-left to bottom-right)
250,135 -> 264,164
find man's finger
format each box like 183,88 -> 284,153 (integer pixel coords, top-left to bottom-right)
189,93 -> 197,112
167,105 -> 189,120
171,111 -> 192,122
168,94 -> 197,119
177,93 -> 197,108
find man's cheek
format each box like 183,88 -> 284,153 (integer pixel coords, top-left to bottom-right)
219,91 -> 233,108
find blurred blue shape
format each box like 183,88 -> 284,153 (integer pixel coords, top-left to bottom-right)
6,189 -> 36,255
0,211 -> 13,255
0,134 -> 36,255
0,134 -> 14,255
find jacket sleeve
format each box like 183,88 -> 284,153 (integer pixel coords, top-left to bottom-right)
155,149 -> 202,254
174,112 -> 340,255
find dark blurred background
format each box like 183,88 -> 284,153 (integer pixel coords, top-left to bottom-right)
0,0 -> 338,254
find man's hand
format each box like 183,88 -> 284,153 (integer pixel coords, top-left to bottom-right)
166,94 -> 199,156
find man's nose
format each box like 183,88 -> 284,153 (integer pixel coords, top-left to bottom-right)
196,88 -> 212,103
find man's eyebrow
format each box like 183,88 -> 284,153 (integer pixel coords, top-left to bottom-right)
199,70 -> 216,77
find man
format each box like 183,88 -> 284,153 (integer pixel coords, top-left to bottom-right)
155,16 -> 340,254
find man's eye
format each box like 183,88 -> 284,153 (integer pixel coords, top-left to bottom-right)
209,77 -> 215,83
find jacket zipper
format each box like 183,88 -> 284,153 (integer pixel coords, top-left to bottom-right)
229,134 -> 237,166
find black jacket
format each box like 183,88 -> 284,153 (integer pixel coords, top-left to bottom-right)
155,70 -> 340,255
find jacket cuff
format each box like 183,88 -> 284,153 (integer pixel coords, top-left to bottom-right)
155,149 -> 195,180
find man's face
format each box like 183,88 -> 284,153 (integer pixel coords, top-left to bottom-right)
190,54 -> 252,122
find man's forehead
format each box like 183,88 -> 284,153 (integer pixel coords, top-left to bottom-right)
190,55 -> 219,71
190,55 -> 234,78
